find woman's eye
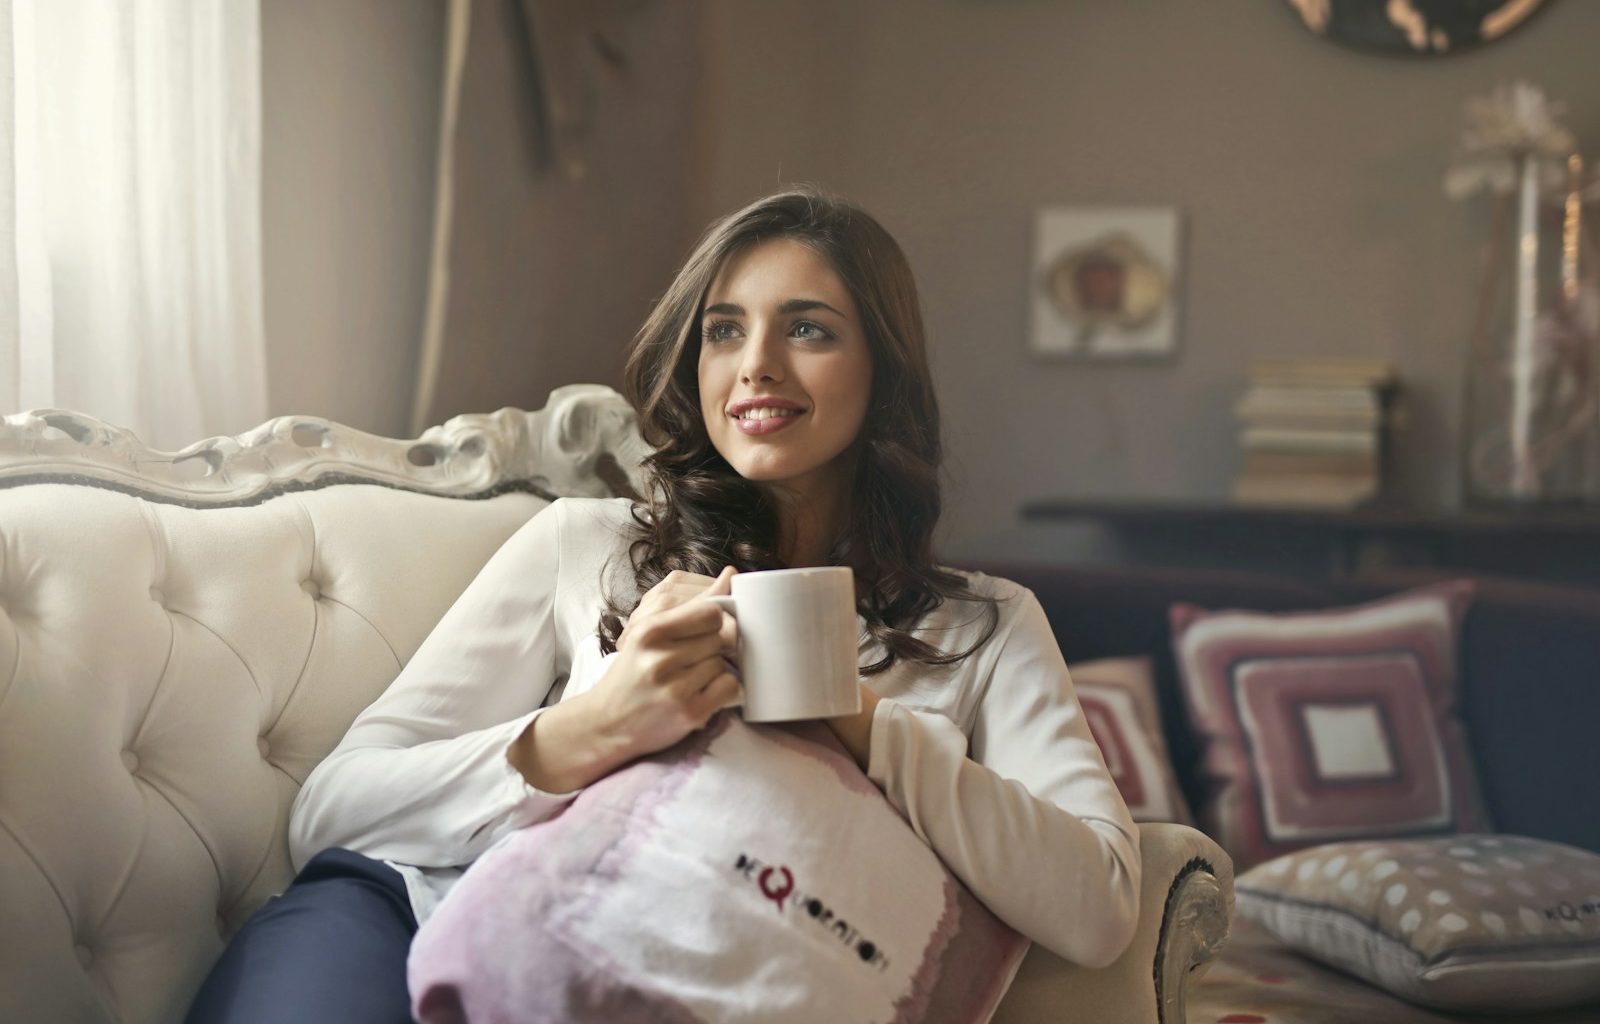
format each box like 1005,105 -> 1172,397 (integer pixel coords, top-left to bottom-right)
702,321 -> 741,342
792,321 -> 831,341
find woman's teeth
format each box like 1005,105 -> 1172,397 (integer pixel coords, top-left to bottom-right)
738,408 -> 799,421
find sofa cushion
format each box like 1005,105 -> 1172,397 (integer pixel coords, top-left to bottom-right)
1333,569 -> 1600,857
407,713 -> 1028,1024
1171,581 -> 1490,869
1190,914 -> 1600,1024
977,562 -> 1336,816
1235,835 -> 1600,1014
0,481 -> 550,1024
1069,656 -> 1194,825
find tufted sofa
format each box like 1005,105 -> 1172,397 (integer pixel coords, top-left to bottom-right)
0,384 -> 1232,1024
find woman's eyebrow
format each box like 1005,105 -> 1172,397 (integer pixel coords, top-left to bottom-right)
777,298 -> 844,317
700,298 -> 844,319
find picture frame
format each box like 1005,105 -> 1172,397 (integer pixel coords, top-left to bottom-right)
1029,205 -> 1182,361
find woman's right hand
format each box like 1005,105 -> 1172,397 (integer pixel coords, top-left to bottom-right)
585,566 -> 741,756
507,567 -> 740,792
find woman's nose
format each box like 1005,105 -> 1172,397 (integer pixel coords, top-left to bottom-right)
739,325 -> 785,384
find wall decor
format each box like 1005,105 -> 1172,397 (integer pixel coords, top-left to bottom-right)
1447,81 -> 1600,505
1284,0 -> 1549,56
1029,206 -> 1181,361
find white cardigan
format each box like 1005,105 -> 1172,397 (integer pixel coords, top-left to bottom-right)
289,497 -> 1140,967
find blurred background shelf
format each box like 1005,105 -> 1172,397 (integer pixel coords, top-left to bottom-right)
1019,499 -> 1600,588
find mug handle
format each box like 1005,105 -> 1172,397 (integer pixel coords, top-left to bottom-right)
703,595 -> 744,707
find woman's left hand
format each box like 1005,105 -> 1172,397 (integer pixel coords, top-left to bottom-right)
824,683 -> 880,771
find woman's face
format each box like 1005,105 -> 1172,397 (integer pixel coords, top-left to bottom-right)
697,237 -> 873,505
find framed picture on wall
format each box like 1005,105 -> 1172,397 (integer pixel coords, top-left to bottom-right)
1029,206 -> 1182,360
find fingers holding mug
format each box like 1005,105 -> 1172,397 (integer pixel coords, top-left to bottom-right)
693,667 -> 744,721
703,566 -> 739,655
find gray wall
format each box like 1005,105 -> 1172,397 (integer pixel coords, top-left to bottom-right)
260,0 -> 700,438
691,0 -> 1600,562
261,0 -> 444,438
414,0 -> 700,429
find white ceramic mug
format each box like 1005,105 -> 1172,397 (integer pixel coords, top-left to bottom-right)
707,566 -> 862,723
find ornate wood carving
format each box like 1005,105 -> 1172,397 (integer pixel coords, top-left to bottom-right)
0,383 -> 650,506
1155,857 -> 1232,1024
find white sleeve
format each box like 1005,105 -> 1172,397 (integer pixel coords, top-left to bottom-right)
288,500 -> 580,871
864,589 -> 1141,967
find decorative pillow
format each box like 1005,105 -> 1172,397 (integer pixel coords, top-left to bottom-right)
1069,656 -> 1195,826
1236,835 -> 1600,1014
1171,580 -> 1490,869
408,713 -> 1029,1024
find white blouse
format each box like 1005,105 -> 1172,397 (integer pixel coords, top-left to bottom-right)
288,497 -> 1140,967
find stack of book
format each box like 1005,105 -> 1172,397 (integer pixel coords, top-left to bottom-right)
1232,358 -> 1396,509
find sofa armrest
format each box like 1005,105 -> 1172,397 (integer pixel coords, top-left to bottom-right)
992,823 -> 1234,1024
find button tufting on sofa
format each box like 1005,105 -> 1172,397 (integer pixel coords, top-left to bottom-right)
0,386 -> 679,1024
121,750 -> 139,773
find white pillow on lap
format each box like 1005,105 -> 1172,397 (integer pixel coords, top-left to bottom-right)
408,712 -> 1029,1023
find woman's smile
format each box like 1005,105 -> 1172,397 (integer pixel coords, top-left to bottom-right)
729,396 -> 809,435
734,409 -> 803,435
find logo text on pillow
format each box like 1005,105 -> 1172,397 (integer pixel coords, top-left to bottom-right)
734,851 -> 892,971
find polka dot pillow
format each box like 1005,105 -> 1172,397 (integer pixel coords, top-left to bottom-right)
1236,835 -> 1600,1014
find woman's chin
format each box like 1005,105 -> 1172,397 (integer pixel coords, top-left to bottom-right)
732,462 -> 803,486
714,439 -> 852,496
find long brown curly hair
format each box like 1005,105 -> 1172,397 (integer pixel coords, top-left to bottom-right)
598,186 -> 997,674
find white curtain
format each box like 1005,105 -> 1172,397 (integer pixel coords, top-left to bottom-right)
0,0 -> 265,452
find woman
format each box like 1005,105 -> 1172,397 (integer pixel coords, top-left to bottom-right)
187,187 -> 1139,1023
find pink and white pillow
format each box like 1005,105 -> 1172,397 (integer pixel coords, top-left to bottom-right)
1069,657 -> 1194,826
1170,581 -> 1490,870
408,713 -> 1028,1024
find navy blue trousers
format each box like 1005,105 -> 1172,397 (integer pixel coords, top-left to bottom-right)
185,848 -> 417,1024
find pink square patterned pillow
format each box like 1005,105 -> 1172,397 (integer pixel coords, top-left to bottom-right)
408,713 -> 1028,1024
1070,657 -> 1195,826
1171,580 -> 1490,870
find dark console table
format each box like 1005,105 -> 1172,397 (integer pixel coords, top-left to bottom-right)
1019,499 -> 1600,588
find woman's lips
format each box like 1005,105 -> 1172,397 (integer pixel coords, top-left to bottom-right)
733,411 -> 804,436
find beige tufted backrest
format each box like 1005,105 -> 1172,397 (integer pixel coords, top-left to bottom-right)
0,385 -> 649,1024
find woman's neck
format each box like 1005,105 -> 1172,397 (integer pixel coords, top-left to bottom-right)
766,479 -> 846,568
